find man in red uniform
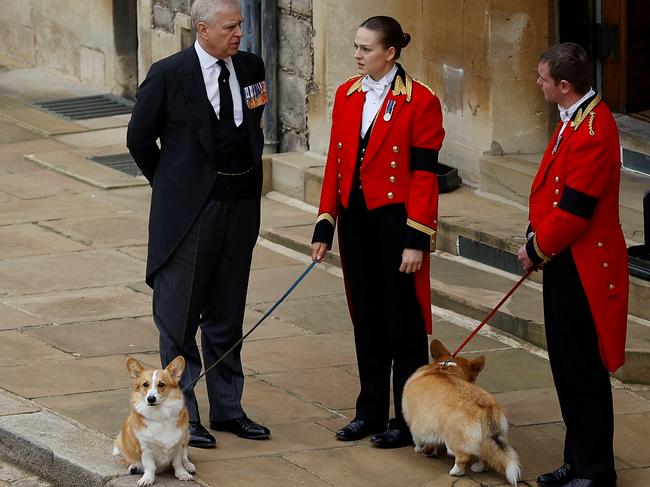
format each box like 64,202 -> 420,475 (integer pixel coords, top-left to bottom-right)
518,43 -> 628,487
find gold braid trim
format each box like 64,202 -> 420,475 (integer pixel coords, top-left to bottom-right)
345,75 -> 363,96
413,78 -> 436,98
573,94 -> 601,131
407,218 -> 435,236
588,112 -> 596,136
317,213 -> 335,227
533,234 -> 551,264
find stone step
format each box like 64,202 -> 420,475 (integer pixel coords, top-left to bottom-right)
478,153 -> 648,246
259,192 -> 650,385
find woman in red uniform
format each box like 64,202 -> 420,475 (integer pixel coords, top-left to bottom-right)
311,16 -> 444,449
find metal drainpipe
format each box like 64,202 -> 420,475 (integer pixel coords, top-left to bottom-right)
261,0 -> 278,153
241,0 -> 261,55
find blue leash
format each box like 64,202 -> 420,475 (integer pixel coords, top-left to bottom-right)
182,259 -> 318,392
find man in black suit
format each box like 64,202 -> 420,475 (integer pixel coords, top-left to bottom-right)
127,0 -> 270,448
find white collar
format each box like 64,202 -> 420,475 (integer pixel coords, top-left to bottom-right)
558,88 -> 595,123
362,64 -> 398,90
194,40 -> 232,70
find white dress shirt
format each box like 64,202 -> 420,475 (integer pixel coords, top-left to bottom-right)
360,64 -> 398,137
194,40 -> 244,127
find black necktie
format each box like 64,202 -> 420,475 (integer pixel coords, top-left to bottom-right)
217,59 -> 234,125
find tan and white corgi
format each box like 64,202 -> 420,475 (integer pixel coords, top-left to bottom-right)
402,340 -> 521,486
113,356 -> 195,487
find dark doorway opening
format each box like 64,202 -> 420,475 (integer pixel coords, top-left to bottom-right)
113,0 -> 138,100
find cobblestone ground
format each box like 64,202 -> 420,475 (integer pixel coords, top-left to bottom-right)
0,459 -> 53,487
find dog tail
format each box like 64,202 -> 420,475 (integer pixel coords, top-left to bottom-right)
481,411 -> 520,487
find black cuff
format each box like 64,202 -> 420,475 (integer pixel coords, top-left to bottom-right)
410,147 -> 439,173
525,237 -> 544,267
525,223 -> 533,239
312,220 -> 335,249
403,224 -> 431,251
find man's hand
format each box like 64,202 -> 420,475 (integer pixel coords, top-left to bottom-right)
517,244 -> 534,272
312,242 -> 328,262
400,248 -> 423,273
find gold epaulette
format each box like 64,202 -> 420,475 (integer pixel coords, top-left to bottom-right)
572,94 -> 601,134
345,75 -> 363,96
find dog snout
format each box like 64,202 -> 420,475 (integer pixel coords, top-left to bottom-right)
147,395 -> 156,404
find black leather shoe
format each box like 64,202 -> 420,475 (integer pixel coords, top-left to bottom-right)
561,479 -> 616,487
210,416 -> 270,440
538,464 -> 574,486
335,418 -> 385,441
188,421 -> 216,448
370,426 -> 412,449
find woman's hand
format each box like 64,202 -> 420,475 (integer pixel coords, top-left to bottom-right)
400,248 -> 423,273
312,242 -> 329,262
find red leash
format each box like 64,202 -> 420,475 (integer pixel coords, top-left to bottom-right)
444,267 -> 535,365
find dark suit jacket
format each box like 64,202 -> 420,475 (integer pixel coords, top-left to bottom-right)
127,47 -> 266,287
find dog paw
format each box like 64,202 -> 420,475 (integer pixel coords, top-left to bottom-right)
449,464 -> 464,476
414,444 -> 423,453
183,460 -> 196,474
470,460 -> 485,473
175,469 -> 194,481
129,463 -> 144,474
137,473 -> 155,487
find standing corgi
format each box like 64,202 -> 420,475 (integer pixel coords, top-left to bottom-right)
113,356 -> 196,487
402,340 -> 521,486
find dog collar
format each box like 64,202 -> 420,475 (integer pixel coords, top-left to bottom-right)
437,361 -> 457,367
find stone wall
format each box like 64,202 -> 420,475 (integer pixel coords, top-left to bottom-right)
0,0 -> 138,98
277,0 -> 314,152
309,0 -> 552,185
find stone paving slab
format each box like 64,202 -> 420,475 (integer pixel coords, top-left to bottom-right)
0,96 -> 83,136
0,331 -> 71,366
0,223 -> 86,259
0,301 -> 49,330
0,138 -> 71,174
0,249 -> 144,295
22,317 -> 159,357
242,308 -> 308,341
0,390 -> 42,417
26,150 -> 147,190
247,264 -> 343,304
4,286 -> 151,325
52,127 -> 127,150
0,192 -> 125,226
0,170 -> 95,200
192,455 -> 332,487
0,356 -> 131,399
41,213 -> 149,248
0,120 -> 41,144
613,412 -> 650,467
241,332 -> 357,374
74,114 -> 130,131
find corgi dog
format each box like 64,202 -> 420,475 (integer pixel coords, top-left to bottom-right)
113,356 -> 196,487
402,340 -> 521,486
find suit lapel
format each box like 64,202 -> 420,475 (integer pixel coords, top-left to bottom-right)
177,47 -> 215,162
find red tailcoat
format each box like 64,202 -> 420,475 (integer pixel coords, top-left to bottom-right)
316,69 -> 445,333
527,95 -> 628,371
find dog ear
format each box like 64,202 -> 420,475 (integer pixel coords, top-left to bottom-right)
166,356 -> 186,381
468,356 -> 486,382
126,357 -> 144,379
429,340 -> 450,360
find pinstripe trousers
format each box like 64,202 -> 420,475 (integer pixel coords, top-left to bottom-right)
152,197 -> 259,424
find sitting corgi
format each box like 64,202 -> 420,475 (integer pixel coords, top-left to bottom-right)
113,356 -> 196,487
402,340 -> 520,486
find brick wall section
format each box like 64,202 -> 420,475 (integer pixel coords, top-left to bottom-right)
277,0 -> 314,152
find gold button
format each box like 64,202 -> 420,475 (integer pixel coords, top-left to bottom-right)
554,189 -> 560,195
603,262 -> 609,268
554,176 -> 560,183
360,156 -> 364,161
597,242 -> 604,248
337,189 -> 341,194
608,283 -> 615,290
337,173 -> 341,180
337,158 -> 341,164
387,192 -> 394,199
337,142 -> 342,149
433,219 -> 437,224
551,252 -> 556,256
393,146 -> 399,153
389,176 -> 396,183
361,148 -> 365,152
390,161 -> 397,168
552,201 -> 558,208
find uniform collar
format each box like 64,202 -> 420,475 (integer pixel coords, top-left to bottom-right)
558,88 -> 595,123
